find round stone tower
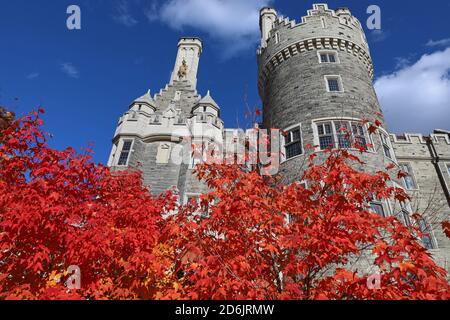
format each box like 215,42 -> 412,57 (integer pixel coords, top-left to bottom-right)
257,4 -> 398,186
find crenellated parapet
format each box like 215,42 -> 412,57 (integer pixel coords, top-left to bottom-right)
390,133 -> 450,145
259,4 -> 368,52
258,4 -> 372,98
257,4 -> 374,95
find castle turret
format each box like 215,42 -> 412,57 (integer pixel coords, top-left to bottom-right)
257,4 -> 396,185
130,90 -> 156,114
260,7 -> 277,48
190,91 -> 224,142
255,3 -> 450,274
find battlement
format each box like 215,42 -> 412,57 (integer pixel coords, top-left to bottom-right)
259,3 -> 366,51
178,37 -> 203,52
257,3 -> 373,98
391,133 -> 450,145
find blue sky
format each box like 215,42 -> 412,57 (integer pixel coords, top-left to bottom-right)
1,0 -> 449,164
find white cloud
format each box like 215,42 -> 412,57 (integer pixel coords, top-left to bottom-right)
374,47 -> 450,134
426,38 -> 450,47
144,2 -> 159,22
369,29 -> 389,43
158,0 -> 272,57
26,72 -> 39,80
112,0 -> 138,27
60,63 -> 80,79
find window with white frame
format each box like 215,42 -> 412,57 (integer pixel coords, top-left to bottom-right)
335,121 -> 351,149
370,201 -> 386,217
400,203 -> 412,227
368,191 -> 388,217
315,120 -> 370,151
399,163 -> 417,190
380,133 -> 393,159
325,75 -> 343,92
317,122 -> 334,150
351,123 -> 368,150
283,126 -> 303,160
117,140 -> 132,166
318,51 -> 338,63
418,218 -> 435,250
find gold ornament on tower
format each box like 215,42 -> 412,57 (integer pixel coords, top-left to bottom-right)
177,59 -> 188,80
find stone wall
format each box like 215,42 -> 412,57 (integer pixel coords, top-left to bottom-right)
391,132 -> 450,274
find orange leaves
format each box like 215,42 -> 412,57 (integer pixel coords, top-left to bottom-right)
399,261 -> 416,273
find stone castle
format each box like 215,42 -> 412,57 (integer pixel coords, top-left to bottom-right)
107,4 -> 450,273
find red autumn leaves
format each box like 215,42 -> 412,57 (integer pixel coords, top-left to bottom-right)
0,109 -> 449,300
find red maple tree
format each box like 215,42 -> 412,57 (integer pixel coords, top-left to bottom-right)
0,109 -> 177,299
160,150 -> 449,300
0,109 -> 449,300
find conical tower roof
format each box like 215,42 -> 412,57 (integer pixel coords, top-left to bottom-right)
198,90 -> 219,109
134,90 -> 155,106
